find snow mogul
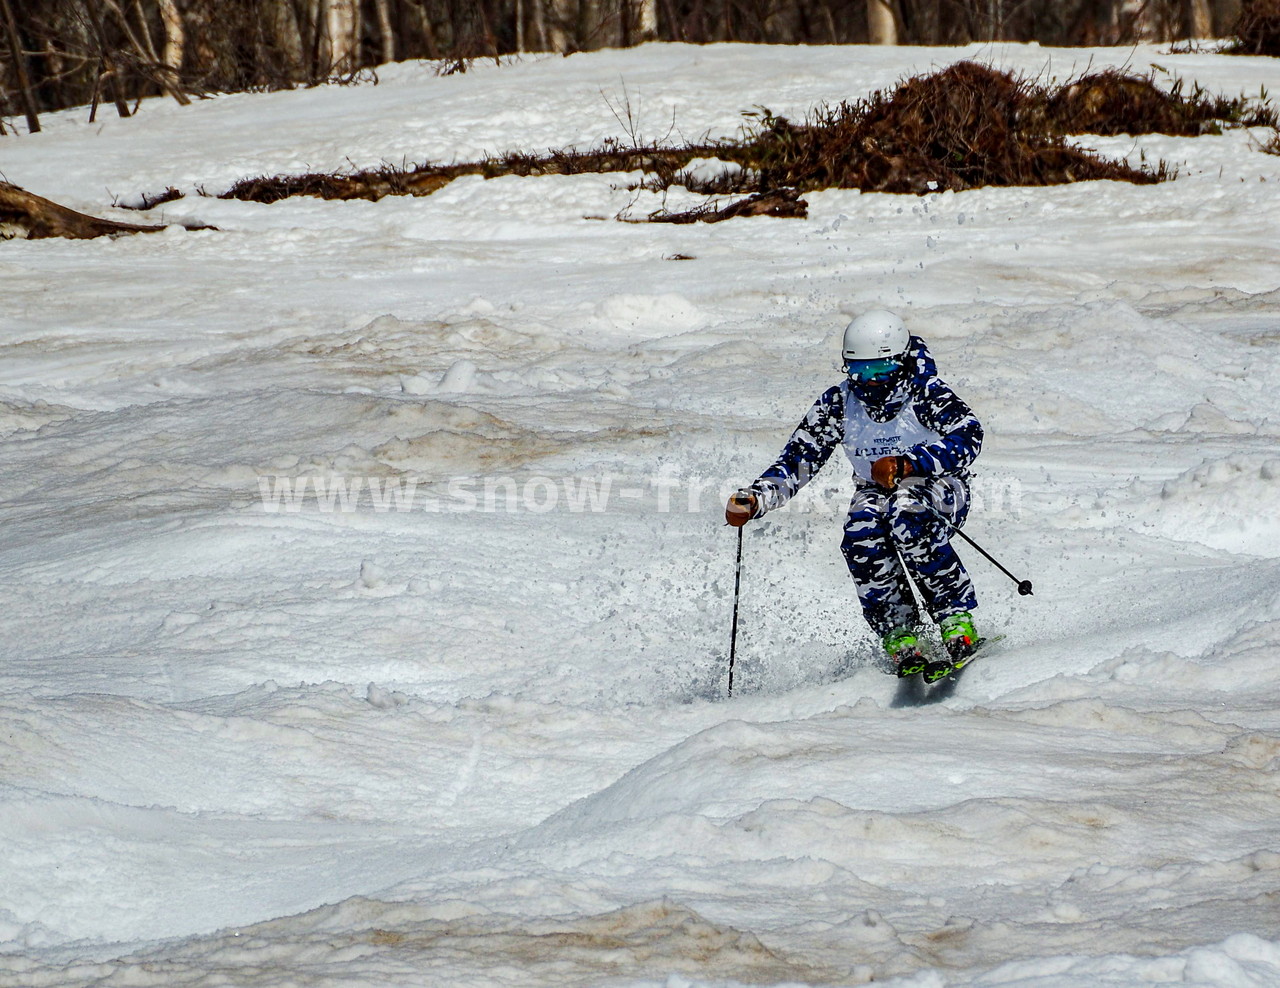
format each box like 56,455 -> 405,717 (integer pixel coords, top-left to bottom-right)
726,310 -> 984,683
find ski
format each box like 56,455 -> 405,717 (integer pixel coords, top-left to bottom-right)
926,632 -> 1005,682
889,635 -> 1004,708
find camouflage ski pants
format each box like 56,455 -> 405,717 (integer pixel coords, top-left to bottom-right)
840,475 -> 977,638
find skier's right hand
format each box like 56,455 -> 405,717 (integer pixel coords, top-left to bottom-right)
725,491 -> 758,527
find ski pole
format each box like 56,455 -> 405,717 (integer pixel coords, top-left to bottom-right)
727,523 -> 744,696
927,505 -> 1033,596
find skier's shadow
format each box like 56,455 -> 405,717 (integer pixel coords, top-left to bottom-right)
890,672 -> 960,707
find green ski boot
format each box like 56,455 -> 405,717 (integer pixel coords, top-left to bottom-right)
924,611 -> 979,683
883,626 -> 926,678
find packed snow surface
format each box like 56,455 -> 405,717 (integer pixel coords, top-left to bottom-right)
2,41 -> 1280,988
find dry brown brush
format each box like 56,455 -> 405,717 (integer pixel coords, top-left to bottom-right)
221,141 -> 717,204
1230,0 -> 1280,56
1046,68 -> 1277,135
212,62 -> 1274,222
725,63 -> 1160,197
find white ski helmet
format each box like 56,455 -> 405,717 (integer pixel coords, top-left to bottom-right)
841,310 -> 909,361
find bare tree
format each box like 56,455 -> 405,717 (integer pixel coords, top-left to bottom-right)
1184,0 -> 1214,35
630,0 -> 660,41
1,0 -> 40,131
867,0 -> 897,41
1212,0 -> 1242,33
545,0 -> 577,49
158,0 -> 183,76
373,0 -> 396,61
324,0 -> 361,74
2,0 -> 1269,124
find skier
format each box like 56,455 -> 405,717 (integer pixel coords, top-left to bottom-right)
725,310 -> 984,682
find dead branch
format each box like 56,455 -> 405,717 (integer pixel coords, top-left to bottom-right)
636,188 -> 809,224
116,186 -> 185,210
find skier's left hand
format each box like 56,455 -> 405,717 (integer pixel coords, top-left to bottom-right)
871,455 -> 914,489
725,491 -> 758,527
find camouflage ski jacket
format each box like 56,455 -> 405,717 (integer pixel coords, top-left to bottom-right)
746,336 -> 983,516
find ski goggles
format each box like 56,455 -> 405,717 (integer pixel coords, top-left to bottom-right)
843,357 -> 901,382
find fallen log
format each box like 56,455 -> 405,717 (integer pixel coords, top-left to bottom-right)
0,181 -> 214,240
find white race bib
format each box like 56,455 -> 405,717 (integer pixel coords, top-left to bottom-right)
841,380 -> 940,482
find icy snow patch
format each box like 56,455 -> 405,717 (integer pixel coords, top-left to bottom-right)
1149,454 -> 1280,555
595,293 -> 707,333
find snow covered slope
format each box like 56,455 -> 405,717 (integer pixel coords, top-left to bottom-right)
1,41 -> 1279,987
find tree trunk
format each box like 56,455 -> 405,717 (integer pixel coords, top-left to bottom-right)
545,0 -> 576,50
475,0 -> 500,55
579,0 -> 607,48
659,0 -> 684,40
416,0 -> 441,58
631,0 -> 658,41
868,0 -> 898,43
156,0 -> 192,103
1210,0 -> 1242,34
373,0 -> 395,62
159,0 -> 184,71
84,0 -> 132,117
180,0 -> 217,86
821,4 -> 840,43
42,37 -> 67,112
0,0 -> 40,132
529,0 -> 549,49
325,0 -> 361,73
1184,0 -> 1213,36
102,0 -> 191,104
269,0 -> 306,81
